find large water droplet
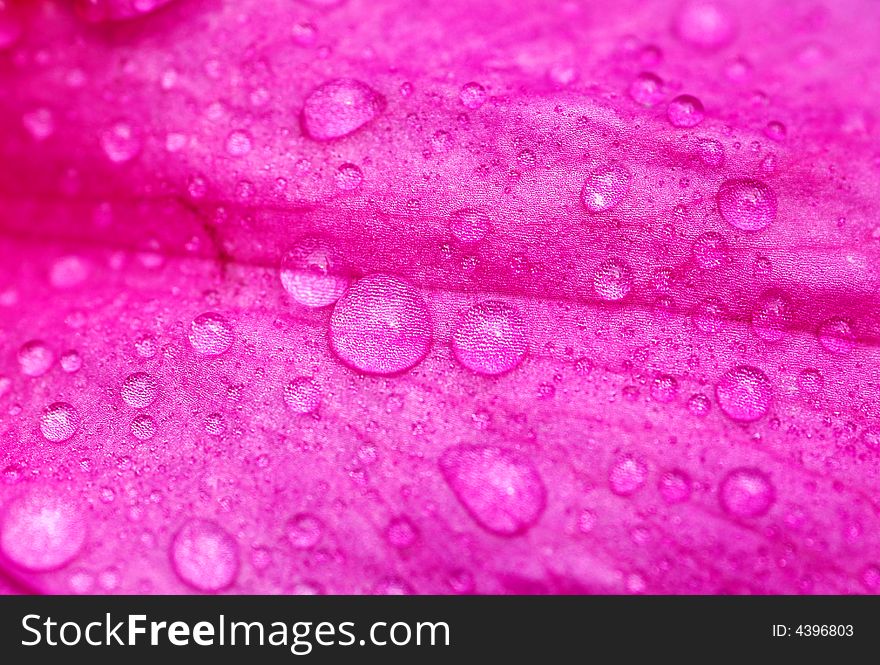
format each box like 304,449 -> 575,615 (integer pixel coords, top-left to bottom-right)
581,163 -> 632,213
329,275 -> 432,375
459,82 -> 487,110
673,0 -> 736,50
170,519 -> 239,592
40,402 -> 79,443
717,178 -> 777,232
301,78 -> 385,141
719,468 -> 774,518
667,94 -> 705,127
188,313 -> 234,356
18,340 -> 54,377
439,445 -> 546,536
659,470 -> 692,503
817,317 -> 855,355
451,301 -> 527,375
715,365 -> 772,422
121,372 -> 158,408
629,72 -> 664,107
593,258 -> 633,301
280,238 -> 349,308
0,490 -> 86,571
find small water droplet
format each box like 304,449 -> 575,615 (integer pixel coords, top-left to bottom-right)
449,208 -> 491,244
629,72 -> 664,107
225,130 -> 252,157
334,162 -> 363,190
121,372 -> 158,408
717,178 -> 777,232
673,0 -> 736,50
609,455 -> 648,496
459,82 -> 487,110
696,137 -> 725,166
280,237 -> 349,308
691,231 -> 728,268
751,289 -> 793,342
18,340 -> 54,377
581,163 -> 632,213
667,94 -> 705,127
100,121 -> 141,163
40,402 -> 79,443
593,258 -> 633,301
130,414 -> 156,440
0,490 -> 86,571
284,377 -> 321,414
286,513 -> 323,549
385,516 -> 419,549
301,78 -> 385,141
817,317 -> 855,355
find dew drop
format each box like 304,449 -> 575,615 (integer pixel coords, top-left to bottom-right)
581,163 -> 632,213
40,402 -> 79,443
673,0 -> 736,50
629,72 -> 664,107
130,414 -> 156,440
301,78 -> 385,141
719,468 -> 774,518
0,490 -> 86,571
817,317 -> 855,355
329,274 -> 432,375
764,121 -> 786,142
459,82 -> 487,110
687,393 -> 712,416
334,162 -> 363,190
609,455 -> 648,496
691,231 -> 728,268
170,519 -> 239,592
286,513 -> 323,549
797,368 -> 824,396
439,445 -> 546,536
280,238 -> 349,308
121,372 -> 159,408
385,516 -> 419,549
22,107 -> 55,141
283,376 -> 321,414
659,470 -> 692,503
18,340 -> 54,377
449,207 -> 491,244
861,427 -> 880,451
667,94 -> 705,128
717,178 -> 777,232
451,301 -> 527,376
715,365 -> 772,423
696,137 -> 725,166
593,258 -> 633,301
692,297 -> 726,334
188,313 -> 234,356
100,121 -> 141,163
60,351 -> 82,373
225,130 -> 252,157
651,374 -> 679,403
751,289 -> 793,342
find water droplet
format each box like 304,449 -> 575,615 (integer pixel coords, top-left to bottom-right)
283,377 -> 321,414
581,163 -> 632,213
121,372 -> 159,408
301,78 -> 385,141
40,402 -> 79,443
696,137 -> 725,166
459,82 -> 486,110
651,374 -> 679,403
0,490 -> 86,571
593,258 -> 633,301
659,470 -> 692,503
130,414 -> 156,440
22,107 -> 55,141
717,178 -> 777,232
60,350 -> 82,373
334,162 -> 363,190
719,468 -> 774,518
449,207 -> 491,244
188,313 -> 234,356
451,301 -> 527,376
134,334 -> 157,358
751,289 -> 793,342
692,298 -> 726,334
691,231 -> 728,268
686,393 -> 711,417
280,237 -> 349,308
817,317 -> 855,355
170,519 -> 239,592
286,513 -> 323,549
629,72 -> 664,106
764,121 -> 786,142
861,427 -> 880,451
673,0 -> 736,50
225,130 -> 252,156
796,368 -> 823,395
385,516 -> 419,549
100,121 -> 141,163
609,455 -> 648,496
329,274 -> 432,375
439,445 -> 546,536
18,340 -> 54,377
667,94 -> 705,128
715,365 -> 772,422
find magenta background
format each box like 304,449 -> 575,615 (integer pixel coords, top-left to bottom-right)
1,0 -> 880,594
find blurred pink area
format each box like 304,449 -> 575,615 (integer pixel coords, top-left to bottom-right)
1,0 -> 879,594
